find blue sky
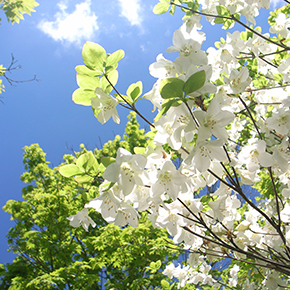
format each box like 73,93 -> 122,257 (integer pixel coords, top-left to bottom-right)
0,0 -> 285,265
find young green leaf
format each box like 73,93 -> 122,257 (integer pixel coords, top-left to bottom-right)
153,2 -> 170,15
72,88 -> 96,106
126,81 -> 143,101
155,260 -> 162,269
105,49 -> 125,73
75,174 -> 94,184
183,70 -> 206,95
134,147 -> 146,154
82,42 -> 107,72
159,78 -> 184,99
115,93 -> 133,105
161,280 -> 170,289
76,73 -> 100,90
58,164 -> 83,178
216,5 -> 231,17
169,4 -> 175,15
75,65 -> 103,77
214,17 -> 225,24
76,151 -> 98,172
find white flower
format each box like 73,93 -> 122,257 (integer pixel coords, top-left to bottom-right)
143,81 -> 163,112
182,15 -> 202,32
163,263 -> 176,279
280,203 -> 290,223
156,206 -> 185,236
151,160 -> 186,200
103,148 -> 147,196
278,58 -> 290,83
219,0 -> 244,14
91,88 -> 120,124
194,98 -> 235,142
149,53 -> 182,79
85,186 -> 121,223
269,13 -> 290,38
67,208 -> 96,231
238,140 -> 274,172
167,25 -> 207,70
154,102 -> 196,150
115,202 -> 140,227
229,265 -> 240,287
184,139 -> 227,172
224,67 -> 252,94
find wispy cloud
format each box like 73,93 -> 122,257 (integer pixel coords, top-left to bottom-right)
270,0 -> 285,8
117,0 -> 142,26
38,0 -> 98,45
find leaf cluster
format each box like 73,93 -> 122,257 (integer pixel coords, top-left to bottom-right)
0,0 -> 39,24
73,42 -> 124,106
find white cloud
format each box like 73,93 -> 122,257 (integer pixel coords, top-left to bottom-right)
118,0 -> 142,26
270,0 -> 285,8
38,0 -> 98,45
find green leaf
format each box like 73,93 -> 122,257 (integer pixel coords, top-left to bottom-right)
169,4 -> 175,15
126,81 -> 143,101
153,2 -> 170,15
0,65 -> 6,76
134,147 -> 146,154
75,174 -> 94,184
216,5 -> 230,17
214,17 -> 225,24
82,42 -> 107,72
101,157 -> 116,167
223,19 -> 235,30
161,280 -> 170,289
58,164 -> 83,178
75,65 -> 103,77
149,260 -> 162,270
183,70 -> 206,95
155,260 -> 161,269
76,73 -> 100,90
115,93 -> 132,104
72,88 -> 96,106
223,13 -> 240,30
2,0 -> 39,24
159,78 -> 184,99
105,49 -> 125,73
76,152 -> 98,172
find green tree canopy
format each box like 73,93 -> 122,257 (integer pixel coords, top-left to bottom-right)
0,113 -> 182,290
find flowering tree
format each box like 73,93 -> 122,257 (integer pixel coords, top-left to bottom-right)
60,0 -> 290,288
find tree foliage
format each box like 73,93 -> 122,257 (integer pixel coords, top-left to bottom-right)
0,113 -> 181,290
0,0 -> 38,24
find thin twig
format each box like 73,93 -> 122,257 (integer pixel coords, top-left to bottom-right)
104,74 -> 155,128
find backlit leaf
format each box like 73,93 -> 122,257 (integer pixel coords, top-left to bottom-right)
183,70 -> 206,95
72,88 -> 96,106
59,164 -> 83,178
82,42 -> 106,72
159,78 -> 184,99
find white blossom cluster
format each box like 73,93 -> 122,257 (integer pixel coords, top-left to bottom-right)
67,0 -> 290,288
